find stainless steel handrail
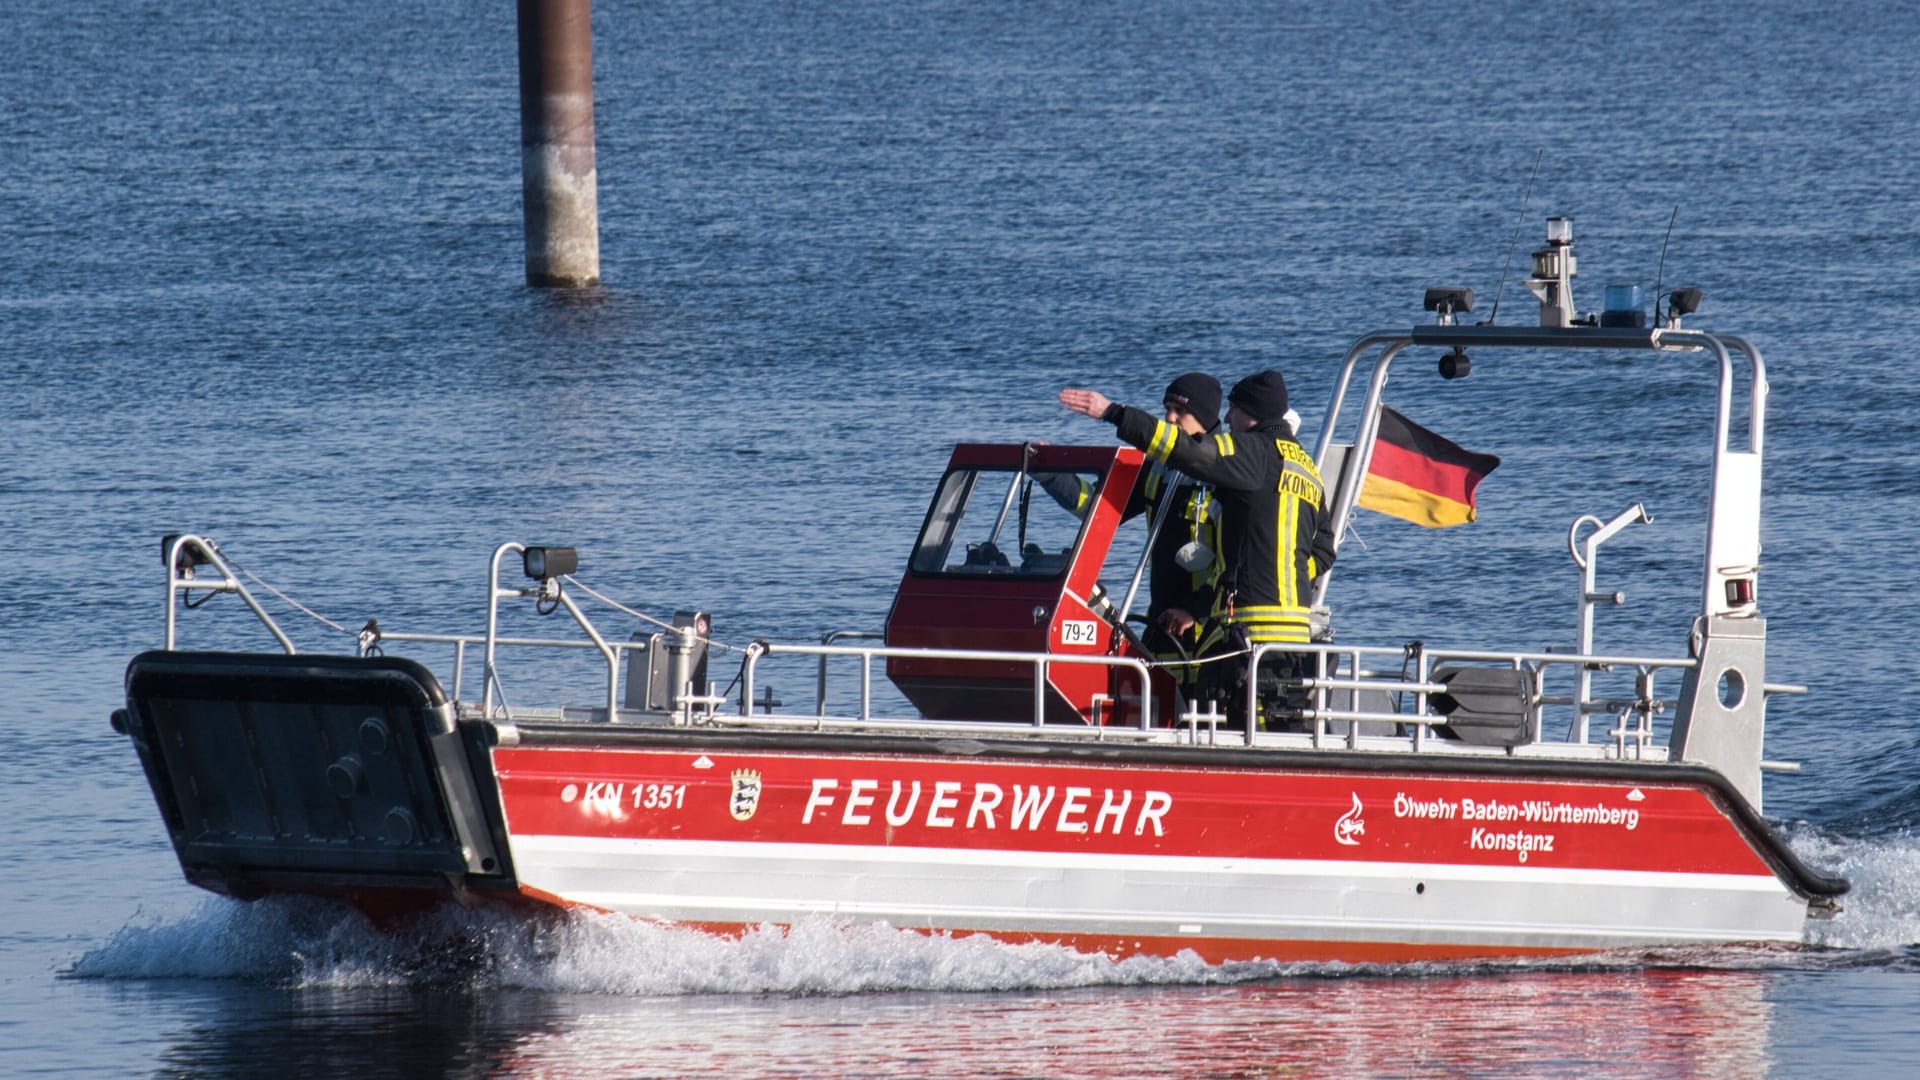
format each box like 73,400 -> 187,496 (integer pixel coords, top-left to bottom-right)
160,533 -> 1704,760
163,534 -> 297,654
744,641 -> 1154,731
1246,642 -> 1696,750
816,630 -> 885,716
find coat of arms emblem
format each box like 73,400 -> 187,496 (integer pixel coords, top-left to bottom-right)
729,769 -> 763,821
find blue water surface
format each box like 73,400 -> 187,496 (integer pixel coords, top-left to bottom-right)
5,1 -> 1920,1075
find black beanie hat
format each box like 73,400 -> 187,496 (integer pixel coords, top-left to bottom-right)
1161,372 -> 1221,429
1227,369 -> 1289,423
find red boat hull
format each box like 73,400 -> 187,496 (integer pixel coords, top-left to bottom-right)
489,735 -> 1815,961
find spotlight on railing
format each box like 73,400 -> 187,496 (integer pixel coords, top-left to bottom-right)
1423,286 -> 1475,326
522,546 -> 579,581
1664,287 -> 1702,327
161,533 -> 214,577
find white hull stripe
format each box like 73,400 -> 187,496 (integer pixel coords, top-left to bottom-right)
509,833 -> 1787,892
506,833 -> 1810,948
545,892 -> 1803,949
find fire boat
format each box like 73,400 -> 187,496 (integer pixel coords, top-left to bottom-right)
115,219 -> 1848,962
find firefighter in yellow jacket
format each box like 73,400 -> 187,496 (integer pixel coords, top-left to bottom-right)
1045,373 -> 1225,649
1060,370 -> 1335,724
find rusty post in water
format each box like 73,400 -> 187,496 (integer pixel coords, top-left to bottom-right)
516,0 -> 600,287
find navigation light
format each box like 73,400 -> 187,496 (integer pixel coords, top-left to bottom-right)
1725,576 -> 1755,607
1525,216 -> 1579,328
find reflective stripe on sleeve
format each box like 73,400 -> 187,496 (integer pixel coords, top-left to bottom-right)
1147,421 -> 1179,462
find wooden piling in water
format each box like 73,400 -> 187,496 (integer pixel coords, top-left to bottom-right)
516,0 -> 600,287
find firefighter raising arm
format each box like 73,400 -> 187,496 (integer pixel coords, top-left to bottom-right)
1057,387 -> 1273,495
1061,371 -> 1334,650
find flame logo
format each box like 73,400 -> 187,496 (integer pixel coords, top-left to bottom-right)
1334,792 -> 1365,846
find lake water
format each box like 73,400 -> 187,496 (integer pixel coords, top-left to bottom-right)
7,0 -> 1920,1075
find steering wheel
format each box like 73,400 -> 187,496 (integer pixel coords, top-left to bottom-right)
1123,613 -> 1192,663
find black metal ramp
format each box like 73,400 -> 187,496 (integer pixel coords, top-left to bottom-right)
116,651 -> 511,903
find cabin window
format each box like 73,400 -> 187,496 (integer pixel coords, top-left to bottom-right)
909,468 -> 1104,578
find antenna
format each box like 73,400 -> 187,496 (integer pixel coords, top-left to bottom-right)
1651,206 -> 1679,324
1486,149 -> 1544,325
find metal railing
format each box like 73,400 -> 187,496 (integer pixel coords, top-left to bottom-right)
1233,641 -> 1703,756
155,542 -> 1699,753
161,533 -> 1812,764
815,630 -> 884,716
163,534 -> 297,654
743,639 -> 1154,732
358,629 -> 660,722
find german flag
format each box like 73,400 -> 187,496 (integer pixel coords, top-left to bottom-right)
1358,407 -> 1500,527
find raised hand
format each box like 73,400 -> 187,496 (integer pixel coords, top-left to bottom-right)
1058,388 -> 1112,419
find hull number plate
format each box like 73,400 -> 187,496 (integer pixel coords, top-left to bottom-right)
1059,619 -> 1100,647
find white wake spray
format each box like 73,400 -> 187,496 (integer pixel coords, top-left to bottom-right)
65,823 -> 1914,992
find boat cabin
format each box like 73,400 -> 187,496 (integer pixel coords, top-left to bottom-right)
884,442 -> 1164,725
